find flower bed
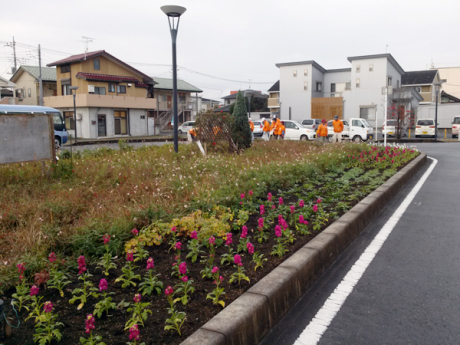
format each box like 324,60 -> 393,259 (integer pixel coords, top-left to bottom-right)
1,142 -> 418,345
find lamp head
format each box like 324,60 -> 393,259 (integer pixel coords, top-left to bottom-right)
161,5 -> 186,17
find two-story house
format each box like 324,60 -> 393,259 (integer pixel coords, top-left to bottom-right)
401,70 -> 441,104
44,50 -> 158,139
10,66 -> 57,105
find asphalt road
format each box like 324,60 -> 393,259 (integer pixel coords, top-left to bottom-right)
261,142 -> 460,345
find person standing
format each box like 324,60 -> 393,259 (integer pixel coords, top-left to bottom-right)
271,116 -> 281,139
280,121 -> 286,139
332,115 -> 344,143
249,119 -> 254,143
188,127 -> 197,142
262,118 -> 271,141
317,119 -> 328,143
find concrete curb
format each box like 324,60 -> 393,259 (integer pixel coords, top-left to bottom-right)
181,152 -> 428,345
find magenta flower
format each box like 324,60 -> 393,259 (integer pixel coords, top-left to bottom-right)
175,242 -> 182,250
99,278 -> 108,292
146,258 -> 154,270
78,256 -> 87,274
181,276 -> 189,282
190,230 -> 198,240
133,294 -> 141,303
179,262 -> 187,275
241,225 -> 248,238
48,252 -> 56,263
171,226 -> 177,233
267,192 -> 273,201
260,205 -> 265,215
249,190 -> 253,196
290,205 -> 295,214
103,234 -> 110,245
281,219 -> 288,230
132,228 -> 139,236
129,324 -> 140,341
233,254 -> 242,266
30,285 -> 39,296
279,197 -> 284,205
247,242 -> 254,254
43,301 -> 53,313
212,266 -> 219,274
240,193 -> 245,199
209,236 -> 216,245
16,263 -> 26,275
313,205 -> 318,213
275,225 -> 282,237
165,286 -> 174,295
85,314 -> 95,334
126,252 -> 134,262
299,199 -> 305,207
391,159 -> 394,163
271,205 -> 276,210
299,215 -> 304,223
278,214 -> 283,222
225,233 -> 233,246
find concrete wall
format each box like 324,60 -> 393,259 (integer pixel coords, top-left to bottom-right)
417,103 -> 460,128
436,67 -> 460,99
279,63 -> 312,121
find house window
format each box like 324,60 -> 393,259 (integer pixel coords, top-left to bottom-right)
179,94 -> 186,103
369,64 -> 373,72
16,89 -> 24,100
94,87 -> 106,95
114,110 -> 127,135
108,84 -> 115,93
61,65 -> 70,73
94,59 -> 100,70
356,65 -> 360,73
397,80 -> 400,88
293,70 -> 297,77
62,84 -> 71,95
415,86 -> 421,92
162,95 -> 167,102
331,83 -> 336,92
304,69 -> 308,76
346,82 -> 351,90
117,85 -> 126,93
28,88 -> 31,97
64,111 -> 75,130
316,82 -> 322,91
356,79 -> 360,88
304,82 -> 308,91
359,107 -> 370,119
387,77 -> 392,86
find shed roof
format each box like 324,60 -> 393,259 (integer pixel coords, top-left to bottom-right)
152,77 -> 202,92
10,66 -> 56,82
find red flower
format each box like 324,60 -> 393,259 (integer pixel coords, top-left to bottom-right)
133,294 -> 141,303
30,285 -> 39,296
78,256 -> 87,275
85,314 -> 95,334
43,301 -> 53,313
212,142 -> 216,146
49,252 -> 56,263
103,234 -> 110,245
165,286 -> 174,295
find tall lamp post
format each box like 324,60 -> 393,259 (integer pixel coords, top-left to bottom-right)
244,89 -> 254,119
70,86 -> 79,144
433,79 -> 446,141
161,5 -> 186,153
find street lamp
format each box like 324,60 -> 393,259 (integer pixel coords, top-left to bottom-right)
161,5 -> 186,153
433,79 -> 446,141
244,89 -> 254,119
70,86 -> 79,144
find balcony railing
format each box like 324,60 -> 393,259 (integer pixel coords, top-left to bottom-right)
43,94 -> 158,109
268,98 -> 280,108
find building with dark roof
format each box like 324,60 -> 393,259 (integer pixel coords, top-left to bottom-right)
9,66 -> 57,105
401,70 -> 440,103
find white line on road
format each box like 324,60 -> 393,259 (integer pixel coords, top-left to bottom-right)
294,157 -> 438,345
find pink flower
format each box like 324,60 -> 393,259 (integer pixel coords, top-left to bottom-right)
175,242 -> 182,250
233,254 -> 242,266
249,190 -> 253,196
78,256 -> 87,274
260,205 -> 265,215
103,234 -> 110,245
85,314 -> 95,334
247,242 -> 254,254
43,301 -> 53,313
225,233 -> 233,246
267,193 -> 273,201
165,286 -> 174,295
391,159 -> 394,163
16,263 -> 25,275
281,219 -> 288,230
212,266 -> 219,274
240,193 -> 245,199
271,205 -> 276,210
129,324 -> 140,341
313,205 -> 318,213
275,225 -> 282,237
126,252 -> 134,262
258,218 -> 264,229
171,226 -> 177,233
30,285 -> 39,296
181,276 -> 189,282
146,258 -> 154,270
179,262 -> 187,275
132,228 -> 139,236
241,226 -> 248,238
99,279 -> 108,292
219,276 -> 224,282
299,199 -> 305,207
133,294 -> 141,303
299,215 -> 304,223
317,199 -> 322,204
304,221 -> 309,225
279,197 -> 284,205
48,252 -> 56,263
190,231 -> 198,240
209,236 -> 216,245
290,205 -> 295,214
278,214 -> 283,222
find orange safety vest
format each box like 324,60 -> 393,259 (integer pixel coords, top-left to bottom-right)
249,121 -> 254,132
332,120 -> 344,133
263,120 -> 271,132
317,124 -> 328,137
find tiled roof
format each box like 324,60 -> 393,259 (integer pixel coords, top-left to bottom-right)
402,70 -> 438,85
268,81 -> 279,92
10,66 -> 56,82
221,90 -> 268,99
47,51 -> 105,66
151,77 -> 202,92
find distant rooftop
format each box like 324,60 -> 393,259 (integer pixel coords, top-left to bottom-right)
402,70 -> 438,85
268,81 -> 279,92
152,77 -> 202,93
11,66 -> 56,82
221,90 -> 268,99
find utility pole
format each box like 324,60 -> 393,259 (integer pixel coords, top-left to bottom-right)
12,36 -> 17,73
38,44 -> 43,106
384,86 -> 388,147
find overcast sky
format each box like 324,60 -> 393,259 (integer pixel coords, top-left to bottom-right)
1,0 -> 460,100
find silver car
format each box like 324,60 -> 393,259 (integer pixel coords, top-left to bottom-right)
178,121 -> 195,134
302,119 -> 322,130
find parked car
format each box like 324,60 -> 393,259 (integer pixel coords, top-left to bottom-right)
452,116 -> 460,138
178,121 -> 195,134
251,119 -> 264,137
273,120 -> 316,140
382,119 -> 398,137
415,118 -> 435,138
326,120 -> 350,141
348,118 -> 374,142
302,119 -> 322,130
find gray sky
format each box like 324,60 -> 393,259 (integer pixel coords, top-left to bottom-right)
1,0 -> 460,100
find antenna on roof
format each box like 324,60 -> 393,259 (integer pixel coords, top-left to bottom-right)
81,36 -> 95,60
249,79 -> 251,89
431,58 -> 434,69
386,44 -> 389,53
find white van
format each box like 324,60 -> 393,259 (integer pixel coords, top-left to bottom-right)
452,116 -> 460,138
415,118 -> 435,138
348,118 -> 374,142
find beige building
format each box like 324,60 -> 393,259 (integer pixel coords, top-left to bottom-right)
401,70 -> 441,104
10,66 -> 57,105
431,67 -> 460,100
267,80 -> 280,117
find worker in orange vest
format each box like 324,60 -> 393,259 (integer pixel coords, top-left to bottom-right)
262,118 -> 271,141
280,121 -> 286,139
271,116 -> 281,139
188,128 -> 197,142
332,115 -> 344,143
249,119 -> 254,143
316,119 -> 328,143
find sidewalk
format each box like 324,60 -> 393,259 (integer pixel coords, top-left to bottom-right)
63,134 -> 188,146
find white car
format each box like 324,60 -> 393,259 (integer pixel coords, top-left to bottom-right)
251,119 -> 264,137
451,116 -> 460,138
382,119 -> 398,137
415,118 -> 435,138
348,118 -> 374,142
302,119 -> 322,130
279,120 -> 316,141
178,121 -> 195,134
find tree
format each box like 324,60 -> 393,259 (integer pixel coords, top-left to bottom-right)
231,91 -> 252,149
387,88 -> 415,139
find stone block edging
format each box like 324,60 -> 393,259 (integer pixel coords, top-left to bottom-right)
181,152 -> 427,345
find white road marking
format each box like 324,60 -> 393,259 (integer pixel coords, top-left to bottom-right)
294,157 -> 438,345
